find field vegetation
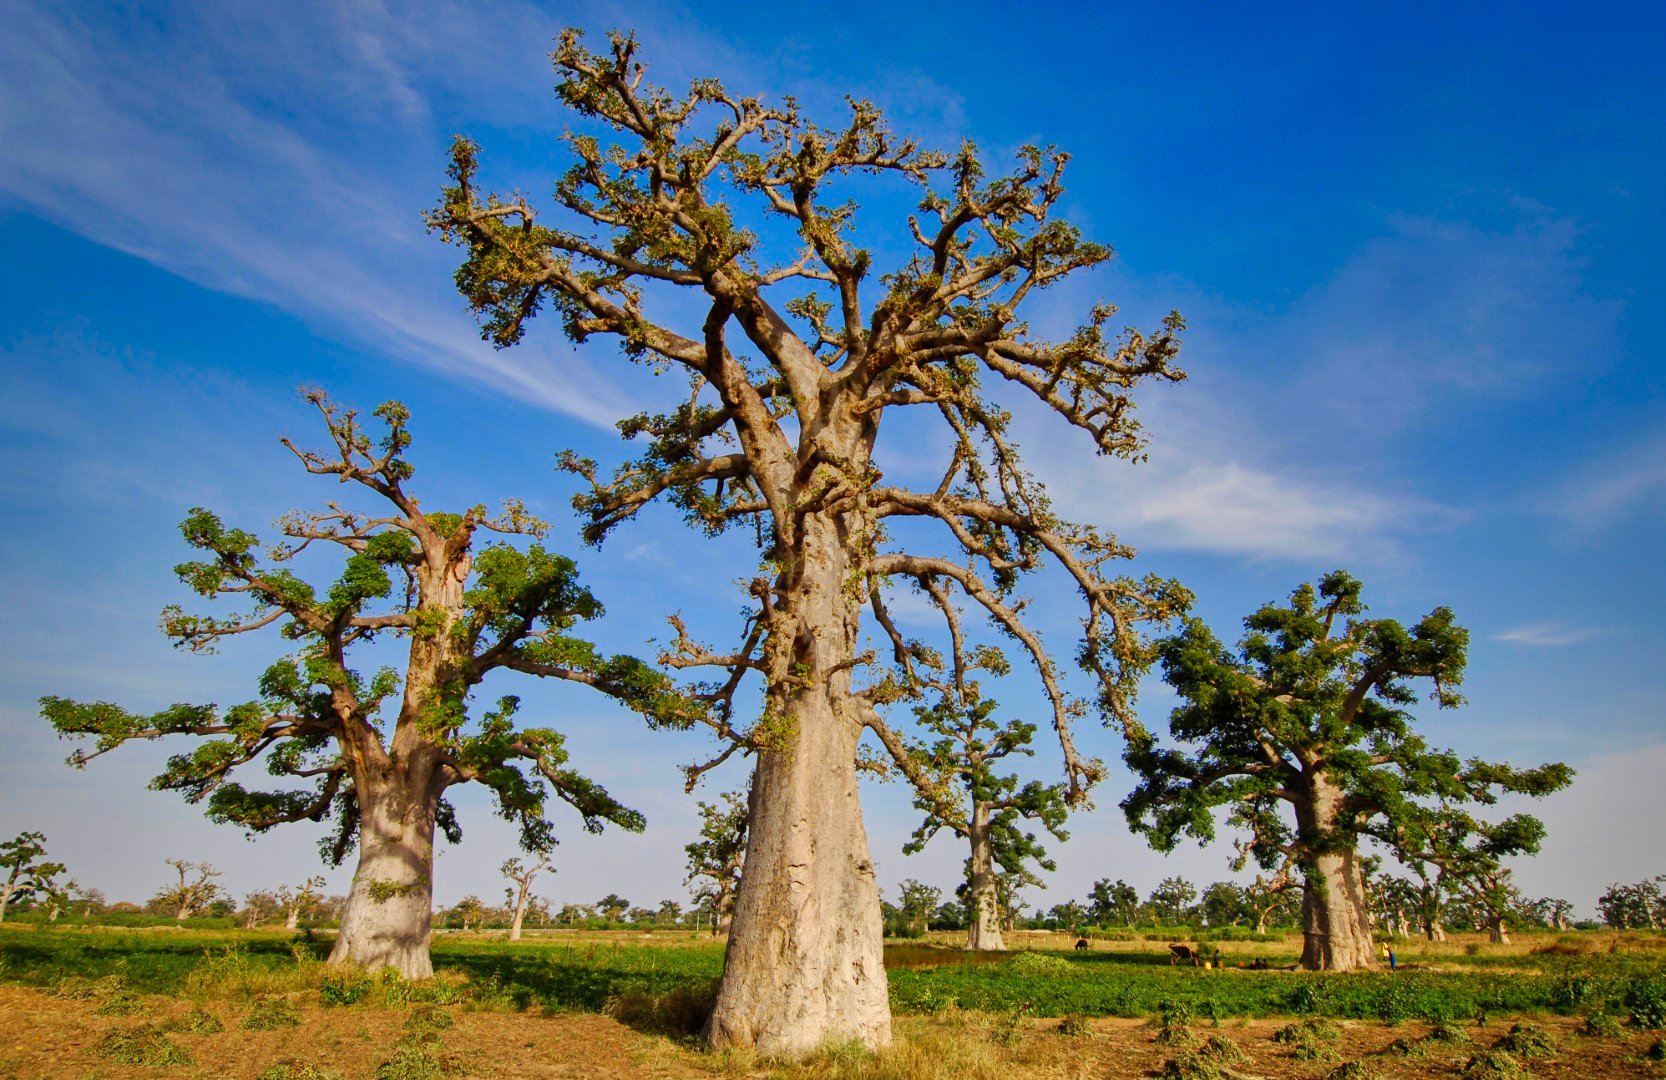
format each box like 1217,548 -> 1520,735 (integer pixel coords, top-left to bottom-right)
3,923 -> 1664,1077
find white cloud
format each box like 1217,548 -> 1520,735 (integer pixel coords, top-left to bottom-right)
0,1 -> 632,425
1547,429 -> 1666,530
1494,623 -> 1610,647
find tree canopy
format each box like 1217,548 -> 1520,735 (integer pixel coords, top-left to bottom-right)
1122,571 -> 1572,969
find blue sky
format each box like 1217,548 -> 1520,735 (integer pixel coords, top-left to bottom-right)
1,0 -> 1661,917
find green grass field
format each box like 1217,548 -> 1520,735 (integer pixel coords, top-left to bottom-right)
2,925 -> 1663,1024
3,926 -> 1664,1078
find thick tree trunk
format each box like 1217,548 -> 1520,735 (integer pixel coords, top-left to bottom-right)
704,514 -> 890,1056
713,886 -> 734,937
285,907 -> 301,931
964,806 -> 1005,951
1488,916 -> 1510,944
175,902 -> 191,921
329,776 -> 439,980
1255,908 -> 1271,935
1295,779 -> 1376,971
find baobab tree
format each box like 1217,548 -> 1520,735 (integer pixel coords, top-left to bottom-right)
41,392 -> 698,978
432,29 -> 1188,1054
1384,810 -> 1552,945
501,856 -> 552,941
0,832 -> 63,924
1123,571 -> 1572,971
1086,878 -> 1141,927
901,689 -> 1068,950
157,860 -> 222,920
684,789 -> 747,936
275,876 -> 327,930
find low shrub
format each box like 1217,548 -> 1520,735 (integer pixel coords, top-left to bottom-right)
1459,1050 -> 1523,1079
1493,1022 -> 1557,1059
1057,1012 -> 1091,1036
1579,1011 -> 1624,1037
241,995 -> 302,1030
97,1024 -> 194,1068
161,1007 -> 224,1035
256,1065 -> 345,1080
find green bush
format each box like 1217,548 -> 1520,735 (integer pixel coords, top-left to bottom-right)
1626,976 -> 1666,1029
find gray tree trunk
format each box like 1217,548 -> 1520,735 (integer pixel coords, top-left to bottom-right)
1488,915 -> 1510,944
329,774 -> 440,980
704,515 -> 890,1056
964,804 -> 1005,951
1295,779 -> 1376,971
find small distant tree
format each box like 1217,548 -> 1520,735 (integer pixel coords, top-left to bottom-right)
1047,900 -> 1087,931
1598,878 -> 1664,930
41,393 -> 697,978
1244,865 -> 1300,934
1529,897 -> 1575,932
0,832 -> 64,924
901,686 -> 1069,951
684,789 -> 748,936
1087,879 -> 1141,927
76,886 -> 106,918
557,901 -> 597,926
1387,809 -> 1554,945
1124,571 -> 1573,970
447,895 -> 487,931
501,857 -> 553,941
1198,881 -> 1247,928
242,891 -> 280,928
656,899 -> 683,925
275,876 -> 327,931
1371,875 -> 1422,939
896,880 -> 942,936
156,860 -> 222,920
1147,877 -> 1197,925
596,894 -> 630,921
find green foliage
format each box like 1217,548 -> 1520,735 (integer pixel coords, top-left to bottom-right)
39,392 -> 684,923
1494,1022 -> 1557,1058
1460,1050 -> 1524,1079
97,1025 -> 193,1068
241,995 -> 302,1030
161,1007 -> 225,1035
1122,572 -> 1572,965
1628,975 -> 1666,1028
1579,1011 -> 1625,1037
256,1065 -> 345,1080
1056,1012 -> 1091,1036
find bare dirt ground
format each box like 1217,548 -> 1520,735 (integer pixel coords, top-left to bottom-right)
1,983 -> 1660,1080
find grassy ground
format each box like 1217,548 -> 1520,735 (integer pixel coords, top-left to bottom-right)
0,924 -> 1662,1078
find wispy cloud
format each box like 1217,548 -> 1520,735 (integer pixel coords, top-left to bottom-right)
1546,429 -> 1666,530
0,1 -> 633,424
1494,623 -> 1610,647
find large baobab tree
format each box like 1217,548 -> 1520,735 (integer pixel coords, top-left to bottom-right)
1122,571 -> 1572,971
41,392 -> 698,978
432,29 -> 1188,1054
